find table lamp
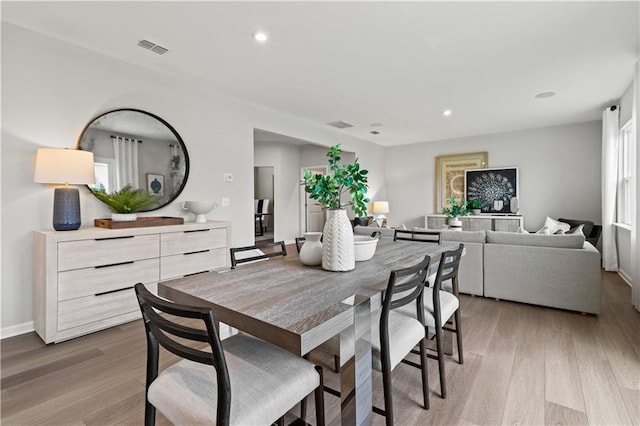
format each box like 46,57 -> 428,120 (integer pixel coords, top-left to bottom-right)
34,148 -> 95,231
372,201 -> 389,227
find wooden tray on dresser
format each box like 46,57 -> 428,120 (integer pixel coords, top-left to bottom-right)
94,216 -> 184,229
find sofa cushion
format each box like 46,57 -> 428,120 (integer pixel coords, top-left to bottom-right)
558,218 -> 594,240
486,230 -> 585,249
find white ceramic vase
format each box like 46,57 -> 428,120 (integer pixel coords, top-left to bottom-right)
322,210 -> 355,272
299,232 -> 323,266
112,213 -> 137,222
449,217 -> 462,231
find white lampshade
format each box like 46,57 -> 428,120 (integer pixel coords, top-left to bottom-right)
34,148 -> 95,184
372,201 -> 389,215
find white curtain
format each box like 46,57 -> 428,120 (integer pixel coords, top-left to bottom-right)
632,60 -> 640,311
602,106 -> 619,271
112,136 -> 139,189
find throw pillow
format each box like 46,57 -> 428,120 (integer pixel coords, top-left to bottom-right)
516,226 -> 529,234
567,223 -> 585,237
367,217 -> 380,227
536,226 -> 551,235
554,229 -> 566,235
543,216 -> 571,234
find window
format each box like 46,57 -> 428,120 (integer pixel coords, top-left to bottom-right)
618,120 -> 635,225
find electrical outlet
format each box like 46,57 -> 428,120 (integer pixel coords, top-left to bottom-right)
224,173 -> 233,182
221,197 -> 230,207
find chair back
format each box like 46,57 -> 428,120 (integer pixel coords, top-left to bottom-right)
255,199 -> 270,216
380,255 -> 431,347
134,283 -> 232,425
230,240 -> 287,268
431,244 -> 464,322
393,229 -> 441,244
295,236 -> 306,253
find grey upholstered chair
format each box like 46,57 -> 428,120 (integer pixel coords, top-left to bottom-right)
134,283 -> 325,426
394,229 -> 441,244
229,240 -> 287,268
399,244 -> 465,399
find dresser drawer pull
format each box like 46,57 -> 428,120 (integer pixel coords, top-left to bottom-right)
184,249 -> 210,255
95,286 -> 134,297
94,236 -> 135,241
184,229 -> 211,234
94,261 -> 135,269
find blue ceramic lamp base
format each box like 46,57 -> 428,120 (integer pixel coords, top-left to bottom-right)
53,187 -> 81,231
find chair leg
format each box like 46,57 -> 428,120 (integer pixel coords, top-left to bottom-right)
314,366 -> 326,426
144,400 -> 156,426
419,337 -> 430,410
300,396 -> 307,423
434,323 -> 447,399
454,309 -> 464,365
276,416 -> 285,426
381,359 -> 394,426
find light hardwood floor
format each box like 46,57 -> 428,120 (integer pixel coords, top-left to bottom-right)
1,271 -> 638,425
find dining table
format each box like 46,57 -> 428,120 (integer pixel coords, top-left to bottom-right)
158,237 -> 459,426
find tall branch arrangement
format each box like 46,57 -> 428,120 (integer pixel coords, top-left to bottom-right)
303,144 -> 369,217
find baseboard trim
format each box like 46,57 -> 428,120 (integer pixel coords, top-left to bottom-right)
0,321 -> 34,340
618,270 -> 632,287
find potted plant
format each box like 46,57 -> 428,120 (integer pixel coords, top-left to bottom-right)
469,199 -> 483,215
91,184 -> 158,221
441,197 -> 470,230
303,144 -> 369,271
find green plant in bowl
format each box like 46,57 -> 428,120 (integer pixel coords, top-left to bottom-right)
91,184 -> 157,214
470,199 -> 483,209
442,197 -> 470,218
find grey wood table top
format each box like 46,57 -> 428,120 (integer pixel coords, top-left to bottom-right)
159,238 -> 459,355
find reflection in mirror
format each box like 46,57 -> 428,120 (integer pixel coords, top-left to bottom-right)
77,109 -> 189,212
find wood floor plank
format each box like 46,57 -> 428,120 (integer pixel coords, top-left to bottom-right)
514,304 -> 547,362
460,335 -> 517,425
545,331 -> 586,412
502,357 -> 545,425
597,323 -> 640,391
620,387 -> 640,426
545,400 -> 589,425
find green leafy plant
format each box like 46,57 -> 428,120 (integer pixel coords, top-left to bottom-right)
91,185 -> 157,214
469,199 -> 483,209
303,144 -> 370,217
442,197 -> 470,218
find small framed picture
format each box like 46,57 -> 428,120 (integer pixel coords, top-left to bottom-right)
147,173 -> 164,196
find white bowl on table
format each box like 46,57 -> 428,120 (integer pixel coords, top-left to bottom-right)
354,235 -> 379,261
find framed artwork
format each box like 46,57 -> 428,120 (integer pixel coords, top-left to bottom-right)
434,151 -> 488,213
147,173 -> 164,197
465,167 -> 518,214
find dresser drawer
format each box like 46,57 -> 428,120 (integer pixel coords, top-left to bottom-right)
58,258 -> 159,301
160,248 -> 227,280
58,234 -> 159,271
161,228 -> 226,256
58,283 -> 157,331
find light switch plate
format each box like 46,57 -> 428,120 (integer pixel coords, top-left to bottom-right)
224,173 -> 233,182
221,197 -> 231,207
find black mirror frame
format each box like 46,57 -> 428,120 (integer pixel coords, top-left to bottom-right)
77,108 -> 190,212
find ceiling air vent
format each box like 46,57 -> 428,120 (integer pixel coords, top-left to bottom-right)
137,40 -> 168,55
327,120 -> 354,129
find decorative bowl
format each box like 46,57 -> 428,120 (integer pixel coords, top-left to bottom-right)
354,235 -> 378,261
181,201 -> 218,223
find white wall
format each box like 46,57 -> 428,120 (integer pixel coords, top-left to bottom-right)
0,24 -> 385,334
384,122 -> 602,230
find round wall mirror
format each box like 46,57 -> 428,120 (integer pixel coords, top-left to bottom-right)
77,109 -> 189,212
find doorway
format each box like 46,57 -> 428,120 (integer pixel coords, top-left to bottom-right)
254,166 -> 274,242
301,166 -> 328,233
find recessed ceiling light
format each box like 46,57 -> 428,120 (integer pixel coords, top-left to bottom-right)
252,31 -> 268,43
370,130 -> 380,135
442,109 -> 452,117
535,91 -> 555,99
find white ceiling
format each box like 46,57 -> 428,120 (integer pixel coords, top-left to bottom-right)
2,1 -> 638,146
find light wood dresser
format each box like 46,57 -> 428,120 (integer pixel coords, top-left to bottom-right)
33,221 -> 230,343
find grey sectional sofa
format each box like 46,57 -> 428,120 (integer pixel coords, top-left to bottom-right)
353,225 -> 601,314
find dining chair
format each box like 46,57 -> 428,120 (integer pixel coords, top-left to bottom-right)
372,255 -> 431,425
399,244 -> 465,399
134,283 -> 325,426
393,229 -> 441,244
295,236 -> 306,253
254,199 -> 270,236
229,240 -> 287,269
